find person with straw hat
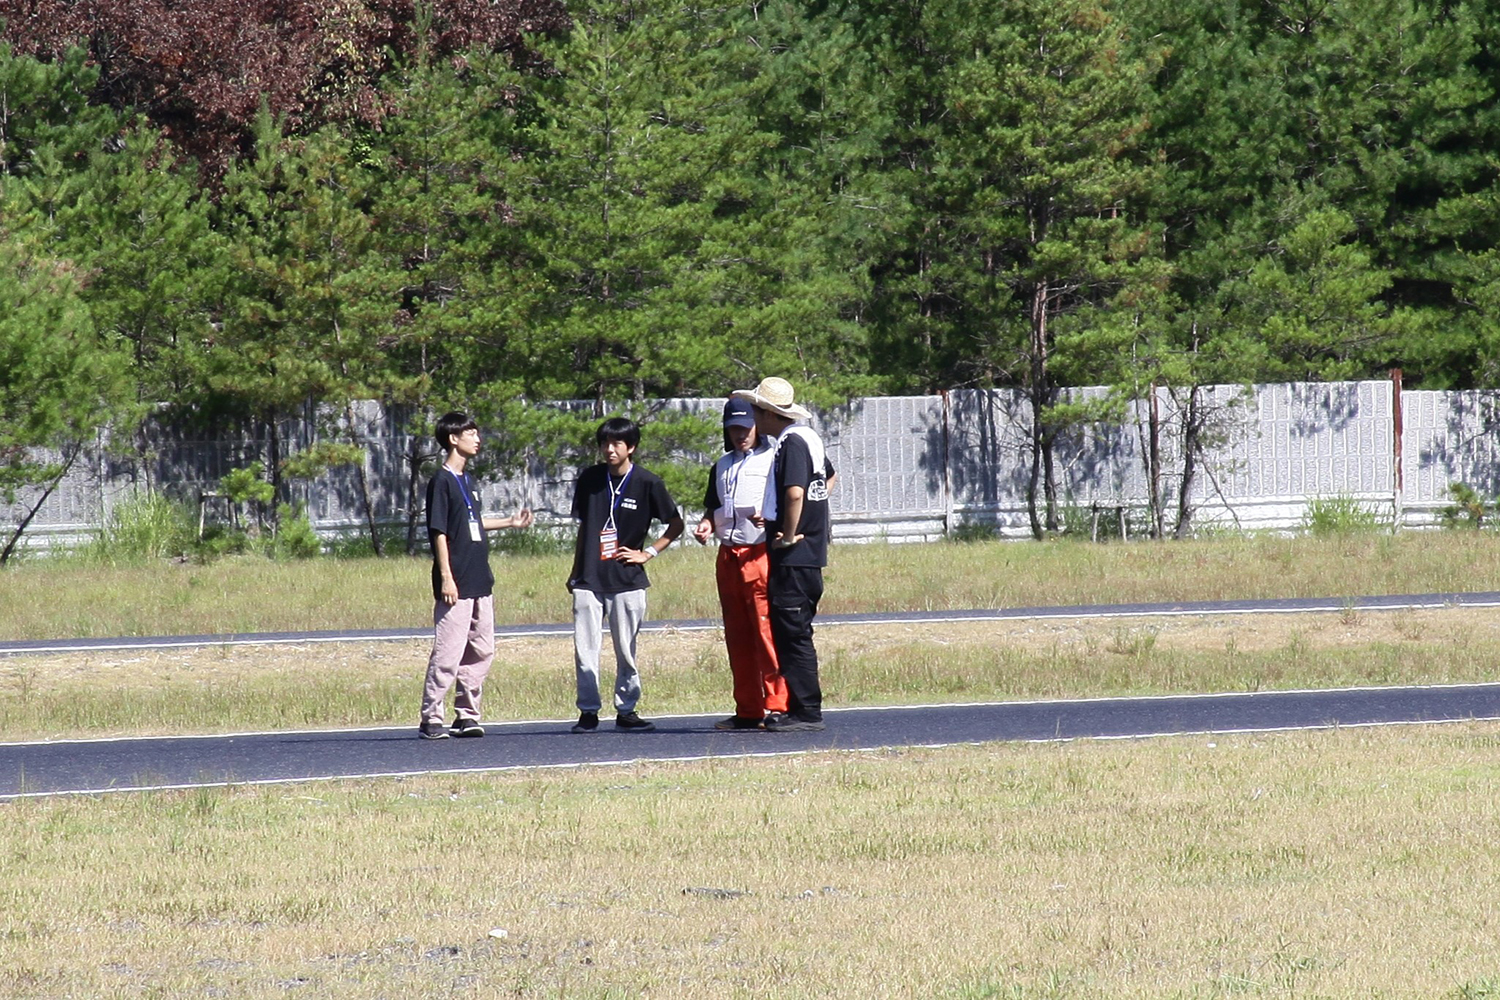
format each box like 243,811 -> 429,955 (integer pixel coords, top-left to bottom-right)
730,377 -> 833,732
691,396 -> 789,730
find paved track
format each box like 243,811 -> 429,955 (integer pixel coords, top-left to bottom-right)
5,684 -> 1500,800
4,591 -> 1499,799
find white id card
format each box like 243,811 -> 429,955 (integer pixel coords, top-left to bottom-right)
469,520 -> 482,542
599,527 -> 619,559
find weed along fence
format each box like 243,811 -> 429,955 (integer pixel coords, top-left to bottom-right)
7,377 -> 1497,551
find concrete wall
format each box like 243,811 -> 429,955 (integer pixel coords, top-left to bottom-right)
6,377 -> 1486,551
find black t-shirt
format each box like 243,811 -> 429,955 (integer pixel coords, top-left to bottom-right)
427,469 -> 494,600
569,463 -> 679,595
769,432 -> 831,568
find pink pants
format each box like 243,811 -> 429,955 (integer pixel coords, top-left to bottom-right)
421,596 -> 495,724
716,544 -> 788,718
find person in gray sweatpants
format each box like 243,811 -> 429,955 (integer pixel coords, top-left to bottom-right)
565,416 -> 684,733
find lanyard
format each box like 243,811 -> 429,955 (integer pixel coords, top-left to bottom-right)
448,468 -> 478,522
723,451 -> 746,506
605,466 -> 633,530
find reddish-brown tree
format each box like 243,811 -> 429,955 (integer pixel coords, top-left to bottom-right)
0,0 -> 566,174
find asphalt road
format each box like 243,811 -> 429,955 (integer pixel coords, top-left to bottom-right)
5,684 -> 1500,800
4,591 -> 1499,799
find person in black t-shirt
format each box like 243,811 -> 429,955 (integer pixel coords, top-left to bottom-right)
418,412 -> 533,740
566,417 -> 684,733
732,377 -> 833,732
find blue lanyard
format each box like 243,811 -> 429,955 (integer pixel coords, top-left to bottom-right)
448,468 -> 478,522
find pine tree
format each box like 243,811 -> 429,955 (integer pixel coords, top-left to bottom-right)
212,112 -> 391,548
851,0 -> 1161,534
0,241 -> 132,563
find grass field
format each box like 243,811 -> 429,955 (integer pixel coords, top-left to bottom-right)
4,533 -> 1500,997
6,532 -> 1500,739
3,728 -> 1499,998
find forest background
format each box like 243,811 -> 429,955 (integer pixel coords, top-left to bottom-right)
4,0 -> 1500,558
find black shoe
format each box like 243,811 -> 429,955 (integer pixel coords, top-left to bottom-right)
614,711 -> 656,732
764,713 -> 824,732
714,716 -> 765,731
450,717 -> 485,738
571,711 -> 599,733
418,720 -> 450,740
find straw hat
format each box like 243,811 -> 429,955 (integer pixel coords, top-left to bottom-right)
731,377 -> 812,421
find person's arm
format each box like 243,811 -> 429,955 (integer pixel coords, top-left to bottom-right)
433,533 -> 459,605
695,465 -> 720,544
482,509 -> 533,531
620,515 -> 685,564
566,525 -> 584,592
772,435 -> 812,548
693,514 -> 715,545
566,480 -> 586,592
774,487 -> 806,548
621,476 -> 685,564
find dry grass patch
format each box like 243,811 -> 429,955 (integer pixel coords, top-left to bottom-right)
3,726 -> 1499,997
8,531 -> 1500,640
5,609 -> 1500,740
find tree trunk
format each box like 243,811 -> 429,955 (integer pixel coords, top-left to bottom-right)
266,413 -> 283,534
1028,281 -> 1059,536
1026,411 -> 1043,540
1147,385 -> 1163,539
345,401 -> 383,557
405,433 -> 425,556
1173,384 -> 1204,539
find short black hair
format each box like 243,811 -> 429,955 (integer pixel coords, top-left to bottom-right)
595,416 -> 640,449
435,411 -> 477,452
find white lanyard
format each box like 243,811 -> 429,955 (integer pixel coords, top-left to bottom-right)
723,452 -> 746,507
605,466 -> 633,531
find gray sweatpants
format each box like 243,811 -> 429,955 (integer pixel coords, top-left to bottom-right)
572,587 -> 647,713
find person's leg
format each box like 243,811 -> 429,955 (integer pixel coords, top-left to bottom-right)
768,564 -> 823,721
422,598 -> 474,724
572,589 -> 606,712
451,595 -> 495,721
604,589 -> 646,713
718,546 -> 767,719
744,547 -> 788,715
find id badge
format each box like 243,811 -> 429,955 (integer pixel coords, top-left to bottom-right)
599,527 -> 618,560
469,520 -> 481,542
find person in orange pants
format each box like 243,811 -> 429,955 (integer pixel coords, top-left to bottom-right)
693,397 -> 788,729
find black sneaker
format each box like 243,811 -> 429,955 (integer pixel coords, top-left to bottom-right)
571,711 -> 599,733
450,717 -> 485,738
714,716 -> 765,731
764,713 -> 824,733
614,711 -> 656,732
418,720 -> 450,740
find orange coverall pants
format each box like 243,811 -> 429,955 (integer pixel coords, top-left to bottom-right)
715,543 -> 788,719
